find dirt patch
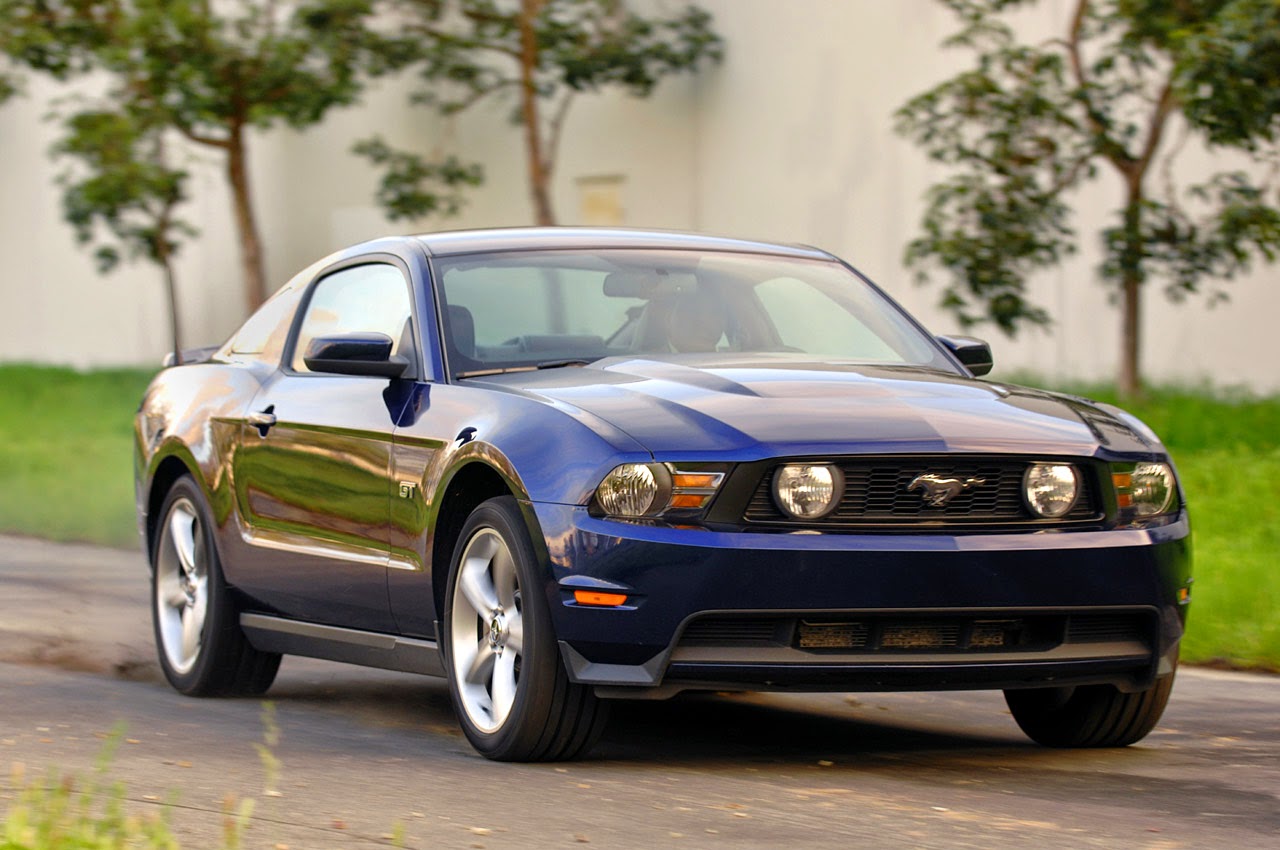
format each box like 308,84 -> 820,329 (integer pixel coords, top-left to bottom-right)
0,632 -> 159,682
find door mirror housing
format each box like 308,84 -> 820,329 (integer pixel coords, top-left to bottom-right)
302,333 -> 408,378
937,335 -> 994,377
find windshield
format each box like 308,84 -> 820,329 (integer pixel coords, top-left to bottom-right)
433,249 -> 949,378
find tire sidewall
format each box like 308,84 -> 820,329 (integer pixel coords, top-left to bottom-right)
442,497 -> 558,757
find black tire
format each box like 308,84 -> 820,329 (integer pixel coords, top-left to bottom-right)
151,476 -> 280,697
442,496 -> 608,761
1005,672 -> 1176,748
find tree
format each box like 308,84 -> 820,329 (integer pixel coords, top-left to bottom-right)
358,0 -> 722,225
896,0 -> 1280,396
55,106 -> 193,364
2,0 -> 394,313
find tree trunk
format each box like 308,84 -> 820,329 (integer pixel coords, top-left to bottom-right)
518,0 -> 556,226
158,242 -> 183,365
1117,197 -> 1144,399
226,121 -> 268,312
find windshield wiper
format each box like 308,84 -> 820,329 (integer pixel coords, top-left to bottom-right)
457,359 -> 595,379
536,359 -> 593,370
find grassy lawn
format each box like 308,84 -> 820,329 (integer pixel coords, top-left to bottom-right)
0,364 -> 155,549
0,363 -> 1276,670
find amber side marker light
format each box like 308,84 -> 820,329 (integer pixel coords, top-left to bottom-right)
1112,471 -> 1134,508
573,590 -> 629,607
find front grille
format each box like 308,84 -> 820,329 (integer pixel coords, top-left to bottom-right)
1066,613 -> 1147,643
677,611 -> 1152,655
743,456 -> 1101,530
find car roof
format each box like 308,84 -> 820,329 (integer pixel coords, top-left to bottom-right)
411,227 -> 835,260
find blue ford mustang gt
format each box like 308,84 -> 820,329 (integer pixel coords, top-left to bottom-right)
134,228 -> 1191,760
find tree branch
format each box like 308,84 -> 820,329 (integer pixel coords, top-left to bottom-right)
1066,0 -> 1134,178
1134,76 -> 1176,185
175,123 -> 231,149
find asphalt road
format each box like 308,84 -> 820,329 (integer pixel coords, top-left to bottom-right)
1,535 -> 1277,849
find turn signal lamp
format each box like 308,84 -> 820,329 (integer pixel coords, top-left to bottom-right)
573,590 -> 629,607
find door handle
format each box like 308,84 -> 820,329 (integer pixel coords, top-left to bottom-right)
248,406 -> 276,436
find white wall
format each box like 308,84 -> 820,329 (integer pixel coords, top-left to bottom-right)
0,0 -> 1275,390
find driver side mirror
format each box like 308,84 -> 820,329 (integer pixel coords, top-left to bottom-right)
303,333 -> 409,378
936,335 -> 993,377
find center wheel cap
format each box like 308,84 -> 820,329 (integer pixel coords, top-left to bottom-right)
487,612 -> 506,651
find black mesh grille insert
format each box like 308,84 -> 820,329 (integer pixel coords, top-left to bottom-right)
677,611 -> 1152,654
743,457 -> 1101,529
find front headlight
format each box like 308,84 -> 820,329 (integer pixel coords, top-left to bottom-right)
1113,462 -> 1176,517
596,463 -> 671,517
1023,463 -> 1080,518
593,463 -> 727,518
772,464 -> 843,520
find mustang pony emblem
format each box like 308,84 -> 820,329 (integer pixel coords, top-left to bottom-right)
908,473 -> 986,507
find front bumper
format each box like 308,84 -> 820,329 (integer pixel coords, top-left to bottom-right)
530,504 -> 1192,696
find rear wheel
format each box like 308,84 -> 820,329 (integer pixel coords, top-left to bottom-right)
152,477 -> 280,696
1004,673 -> 1175,748
443,496 -> 607,761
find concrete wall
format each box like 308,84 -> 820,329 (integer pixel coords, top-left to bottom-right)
0,0 -> 1274,390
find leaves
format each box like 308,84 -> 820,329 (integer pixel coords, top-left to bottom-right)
54,106 -> 193,272
365,0 -> 723,223
898,0 -> 1280,393
352,137 -> 484,221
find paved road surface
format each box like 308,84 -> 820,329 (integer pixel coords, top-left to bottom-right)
1,535 -> 1277,848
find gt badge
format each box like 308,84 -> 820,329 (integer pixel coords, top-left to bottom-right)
398,481 -> 417,499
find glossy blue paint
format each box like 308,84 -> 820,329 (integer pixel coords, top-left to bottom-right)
134,229 -> 1191,703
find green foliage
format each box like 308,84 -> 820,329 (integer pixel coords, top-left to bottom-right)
1,0 -> 399,310
351,137 -> 483,221
1,730 -> 180,850
54,108 -> 193,274
897,0 -> 1280,393
0,714 -> 288,849
356,0 -> 723,224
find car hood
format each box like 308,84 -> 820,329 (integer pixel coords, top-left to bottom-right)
473,356 -> 1160,459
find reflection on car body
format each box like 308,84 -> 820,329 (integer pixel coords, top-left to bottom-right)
134,228 -> 1191,761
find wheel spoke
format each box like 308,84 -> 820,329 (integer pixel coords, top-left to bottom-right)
180,606 -> 201,661
169,509 -> 198,577
459,554 -> 499,615
491,545 -> 517,609
466,641 -> 496,685
490,650 -> 517,727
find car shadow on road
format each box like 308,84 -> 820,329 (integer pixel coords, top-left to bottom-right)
260,664 -> 1038,765
595,691 -> 1030,764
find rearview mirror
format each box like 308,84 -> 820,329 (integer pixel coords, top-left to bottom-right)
303,333 -> 408,378
936,335 -> 993,377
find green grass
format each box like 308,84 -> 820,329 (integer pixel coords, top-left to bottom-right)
0,363 -> 1277,670
0,365 -> 155,549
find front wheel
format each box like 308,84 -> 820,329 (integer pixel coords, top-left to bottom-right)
1004,673 -> 1176,748
443,497 -> 607,761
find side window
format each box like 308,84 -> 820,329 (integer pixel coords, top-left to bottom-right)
291,264 -> 414,374
755,277 -> 902,361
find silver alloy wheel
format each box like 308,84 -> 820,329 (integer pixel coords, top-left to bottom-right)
450,527 -> 525,733
154,498 -> 209,675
